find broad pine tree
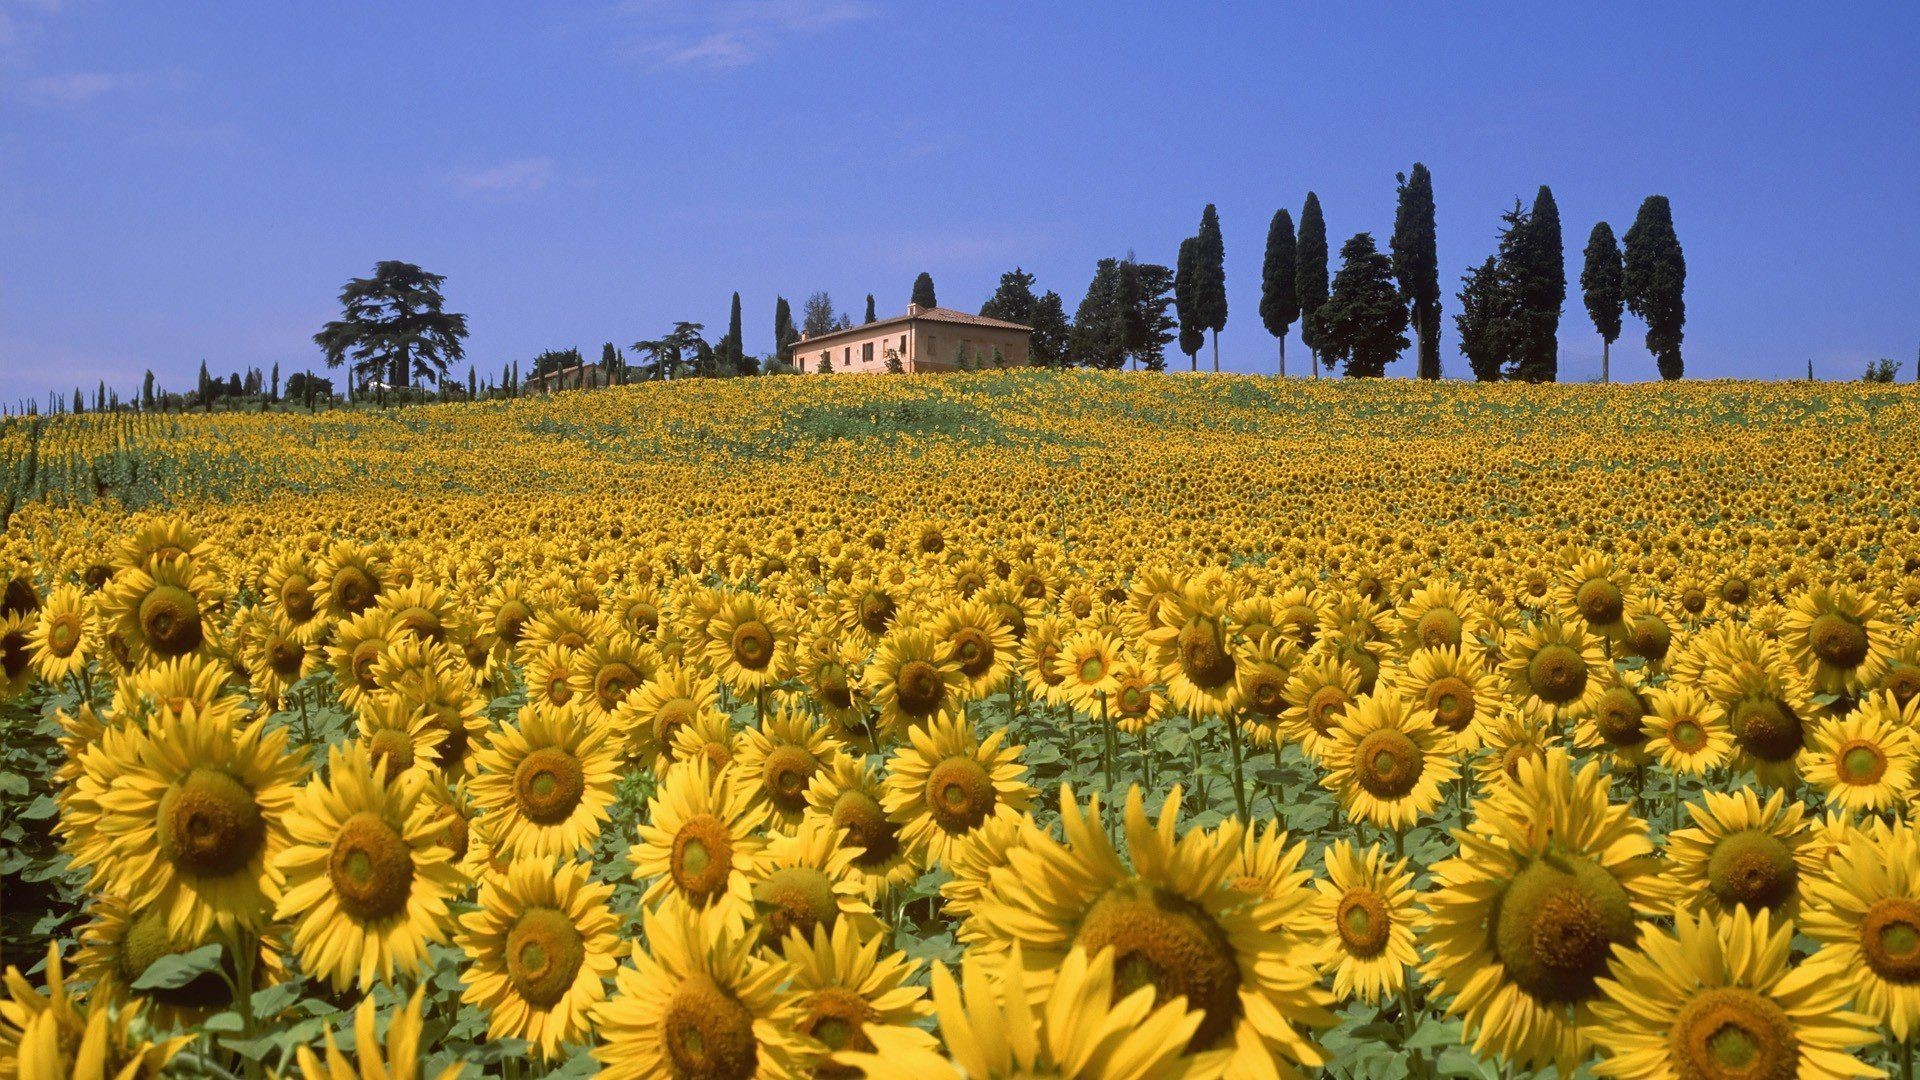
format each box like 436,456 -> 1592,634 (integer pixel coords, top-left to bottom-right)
1624,195 -> 1686,380
1315,233 -> 1409,377
911,272 -> 937,309
1071,259 -> 1128,370
1392,164 -> 1442,379
1296,193 -> 1330,377
313,261 -> 468,393
1194,204 -> 1227,370
1259,209 -> 1298,376
1028,291 -> 1072,368
1580,222 -> 1624,383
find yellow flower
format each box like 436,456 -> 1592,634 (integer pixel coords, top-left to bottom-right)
1501,617 -> 1608,720
864,626 -> 963,738
292,985 -> 466,1080
1800,819 -> 1920,1040
1143,583 -> 1243,718
468,701 -> 620,860
1781,585 -> 1895,695
1310,840 -> 1423,1005
1802,690 -> 1918,815
782,920 -> 936,1073
0,943 -> 191,1080
1052,627 -> 1123,710
631,757 -> 770,931
28,583 -> 95,684
1661,787 -> 1824,924
1321,690 -> 1459,830
1643,684 -> 1733,774
732,705 -> 843,831
881,715 -> 1031,868
456,856 -> 621,1059
804,755 -> 918,900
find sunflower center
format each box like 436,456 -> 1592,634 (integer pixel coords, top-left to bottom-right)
1627,617 -> 1672,660
138,585 -> 204,658
268,638 -> 305,678
894,659 -> 945,717
1574,579 -> 1624,626
857,592 -> 895,636
1593,688 -> 1648,748
333,565 -> 377,614
1670,986 -> 1798,1080
505,906 -> 585,1009
157,768 -> 266,879
1354,729 -> 1424,799
120,906 -> 230,1009
349,639 -> 384,689
1415,608 -> 1463,649
1281,605 -> 1319,646
1885,663 -> 1920,706
1706,830 -> 1798,913
663,975 -> 758,1080
46,613 -> 82,656
761,745 -> 820,811
327,811 -> 415,921
495,599 -> 532,643
1177,618 -> 1236,690
1669,718 -> 1708,753
1835,740 -> 1888,786
731,621 -> 773,670
1245,672 -> 1285,716
1424,676 -> 1475,731
1681,588 -> 1708,614
924,757 -> 995,834
671,814 -> 736,900
950,628 -> 993,677
1527,644 -> 1588,704
1860,897 -> 1920,983
1078,654 -> 1107,684
1306,685 -> 1351,735
1118,684 -> 1152,717
1720,579 -> 1751,605
1731,698 -> 1804,763
832,790 -> 901,870
753,866 -> 840,944
1493,856 -> 1636,1004
513,746 -> 586,825
1808,613 -> 1870,669
437,804 -> 470,862
800,987 -> 877,1077
1336,888 -> 1392,958
1075,880 -> 1242,1051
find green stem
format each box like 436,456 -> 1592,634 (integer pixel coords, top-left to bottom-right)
1226,713 -> 1249,821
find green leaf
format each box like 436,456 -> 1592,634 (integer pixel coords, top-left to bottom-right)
129,943 -> 224,990
1404,1017 -> 1463,1051
249,980 -> 303,1017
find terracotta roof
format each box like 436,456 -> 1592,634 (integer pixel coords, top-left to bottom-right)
799,306 -> 1031,346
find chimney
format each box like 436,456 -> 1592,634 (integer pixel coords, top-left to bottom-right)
906,303 -> 923,316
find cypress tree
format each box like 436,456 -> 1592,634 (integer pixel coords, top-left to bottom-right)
1174,236 -> 1203,371
774,296 -> 797,363
1259,209 -> 1298,376
726,292 -> 744,374
1295,193 -> 1329,378
911,273 -> 937,309
864,294 -> 876,324
1392,164 -> 1442,379
141,370 -> 154,410
1511,185 -> 1564,382
1623,195 -> 1686,380
1194,204 -> 1227,371
1580,222 -> 1624,383
270,361 -> 280,400
1315,233 -> 1409,378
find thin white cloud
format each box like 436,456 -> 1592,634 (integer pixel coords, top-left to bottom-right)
615,0 -> 875,70
446,157 -> 558,198
20,70 -> 140,105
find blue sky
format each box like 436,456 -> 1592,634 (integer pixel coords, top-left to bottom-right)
1,2 -> 1916,399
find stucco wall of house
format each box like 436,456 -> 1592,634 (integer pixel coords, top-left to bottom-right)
798,319 -> 1030,374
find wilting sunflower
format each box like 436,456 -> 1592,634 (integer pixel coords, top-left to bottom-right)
864,626 -> 963,738
1233,634 -> 1300,746
732,706 -> 842,831
325,607 -> 396,711
881,714 -> 1031,868
1643,684 -> 1734,774
927,597 -> 1016,700
632,757 -> 771,930
1800,820 -> 1920,1040
1280,651 -> 1364,762
99,555 -> 223,668
707,592 -> 796,697
0,612 -> 35,700
1052,627 -> 1123,710
468,700 -> 620,860
28,583 -> 94,684
805,755 -> 918,899
1144,583 -> 1244,719
796,632 -> 868,742
293,985 -> 463,1080
848,943 -> 1228,1079
782,921 -> 936,1075
1781,585 -> 1895,696
1310,841 -> 1423,1005
616,662 -> 724,769
1501,617 -> 1608,721
1319,691 -> 1459,830
1590,906 -> 1881,1079
1802,690 -> 1918,815
457,856 -> 621,1059
74,893 -> 282,1029
973,785 -> 1333,1071
566,632 -> 657,716
273,743 -> 464,990
750,817 -> 880,950
0,943 -> 192,1080
1390,645 -> 1503,751
67,706 -> 306,939
313,539 -> 388,621
1421,749 -> 1663,1074
1662,787 -> 1824,923
591,900 -> 816,1080
1574,670 -> 1655,768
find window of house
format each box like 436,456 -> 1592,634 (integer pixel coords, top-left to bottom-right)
863,342 -> 874,364
928,335 -> 937,357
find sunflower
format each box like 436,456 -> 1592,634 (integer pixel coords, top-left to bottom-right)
804,755 -> 918,900
1319,691 -> 1458,830
479,578 -> 540,655
374,637 -> 491,778
113,516 -> 212,572
795,631 -> 868,741
28,583 -> 95,684
326,607 -> 396,711
973,785 -> 1333,1070
836,943 -> 1224,1080
632,757 -> 771,930
1232,634 -> 1299,747
881,714 -> 1032,868
314,539 -> 389,621
566,632 -> 657,715
73,893 -> 282,1030
1052,627 -> 1123,711
454,856 -> 622,1059
242,608 -> 315,708
1016,613 -> 1071,707
1390,645 -> 1503,751
1574,670 -> 1655,768
259,550 -> 326,644
707,592 -> 796,697
1279,651 -> 1364,762
67,706 -> 306,939
1662,787 -> 1824,923
1108,655 -> 1169,735
927,597 -> 1017,700
940,813 -> 1031,947
591,900 -> 816,1080
1555,551 -> 1629,640
1781,585 -> 1895,696
0,943 -> 191,1080
615,662 -> 723,769
0,612 -> 35,700
1589,906 -> 1881,1079
1501,617 -> 1608,720
292,985 -> 463,1080
1643,684 -> 1734,774
1617,593 -> 1677,670
1801,820 -> 1920,1040
1715,660 -> 1819,788
377,580 -> 460,645
750,817 -> 881,950
732,706 -> 842,831
1395,579 -> 1492,652
670,708 -> 740,773
1802,690 -> 1918,815
1310,841 -> 1422,1005
1421,749 -> 1663,1074
864,626 -> 963,738
99,555 -> 223,668
468,700 -> 620,860
782,921 -> 936,1076
1143,583 -> 1243,719
356,691 -> 448,781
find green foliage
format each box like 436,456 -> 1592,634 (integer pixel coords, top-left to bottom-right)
1260,208 -> 1299,372
1071,258 -> 1128,370
1174,236 -> 1204,369
1313,233 -> 1409,378
1392,164 -> 1442,379
1296,192 -> 1330,356
1624,195 -> 1687,380
1580,221 -> 1625,346
1863,357 -> 1903,383
312,261 -> 469,390
911,271 -> 938,309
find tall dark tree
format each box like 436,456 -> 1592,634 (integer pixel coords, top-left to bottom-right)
1295,193 -> 1329,378
1623,195 -> 1686,380
722,292 -> 744,374
1508,185 -> 1564,382
1259,209 -> 1298,376
141,370 -> 155,410
980,268 -> 1040,325
1028,291 -> 1071,368
600,342 -> 622,384
864,294 -> 876,324
1194,204 -> 1227,370
198,360 -> 213,411
1120,258 -> 1176,371
270,362 -> 280,400
1392,164 -> 1442,379
1314,233 -> 1409,378
1580,222 -> 1625,383
911,272 -> 937,309
1454,202 -> 1535,381
1071,259 -> 1128,370
1174,237 -> 1202,371
313,262 -> 468,393
801,292 -> 849,338
774,297 -> 797,363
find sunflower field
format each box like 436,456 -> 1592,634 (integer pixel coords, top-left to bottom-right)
4,370 -> 1920,1079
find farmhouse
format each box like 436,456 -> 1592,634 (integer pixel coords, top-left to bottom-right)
796,304 -> 1031,374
